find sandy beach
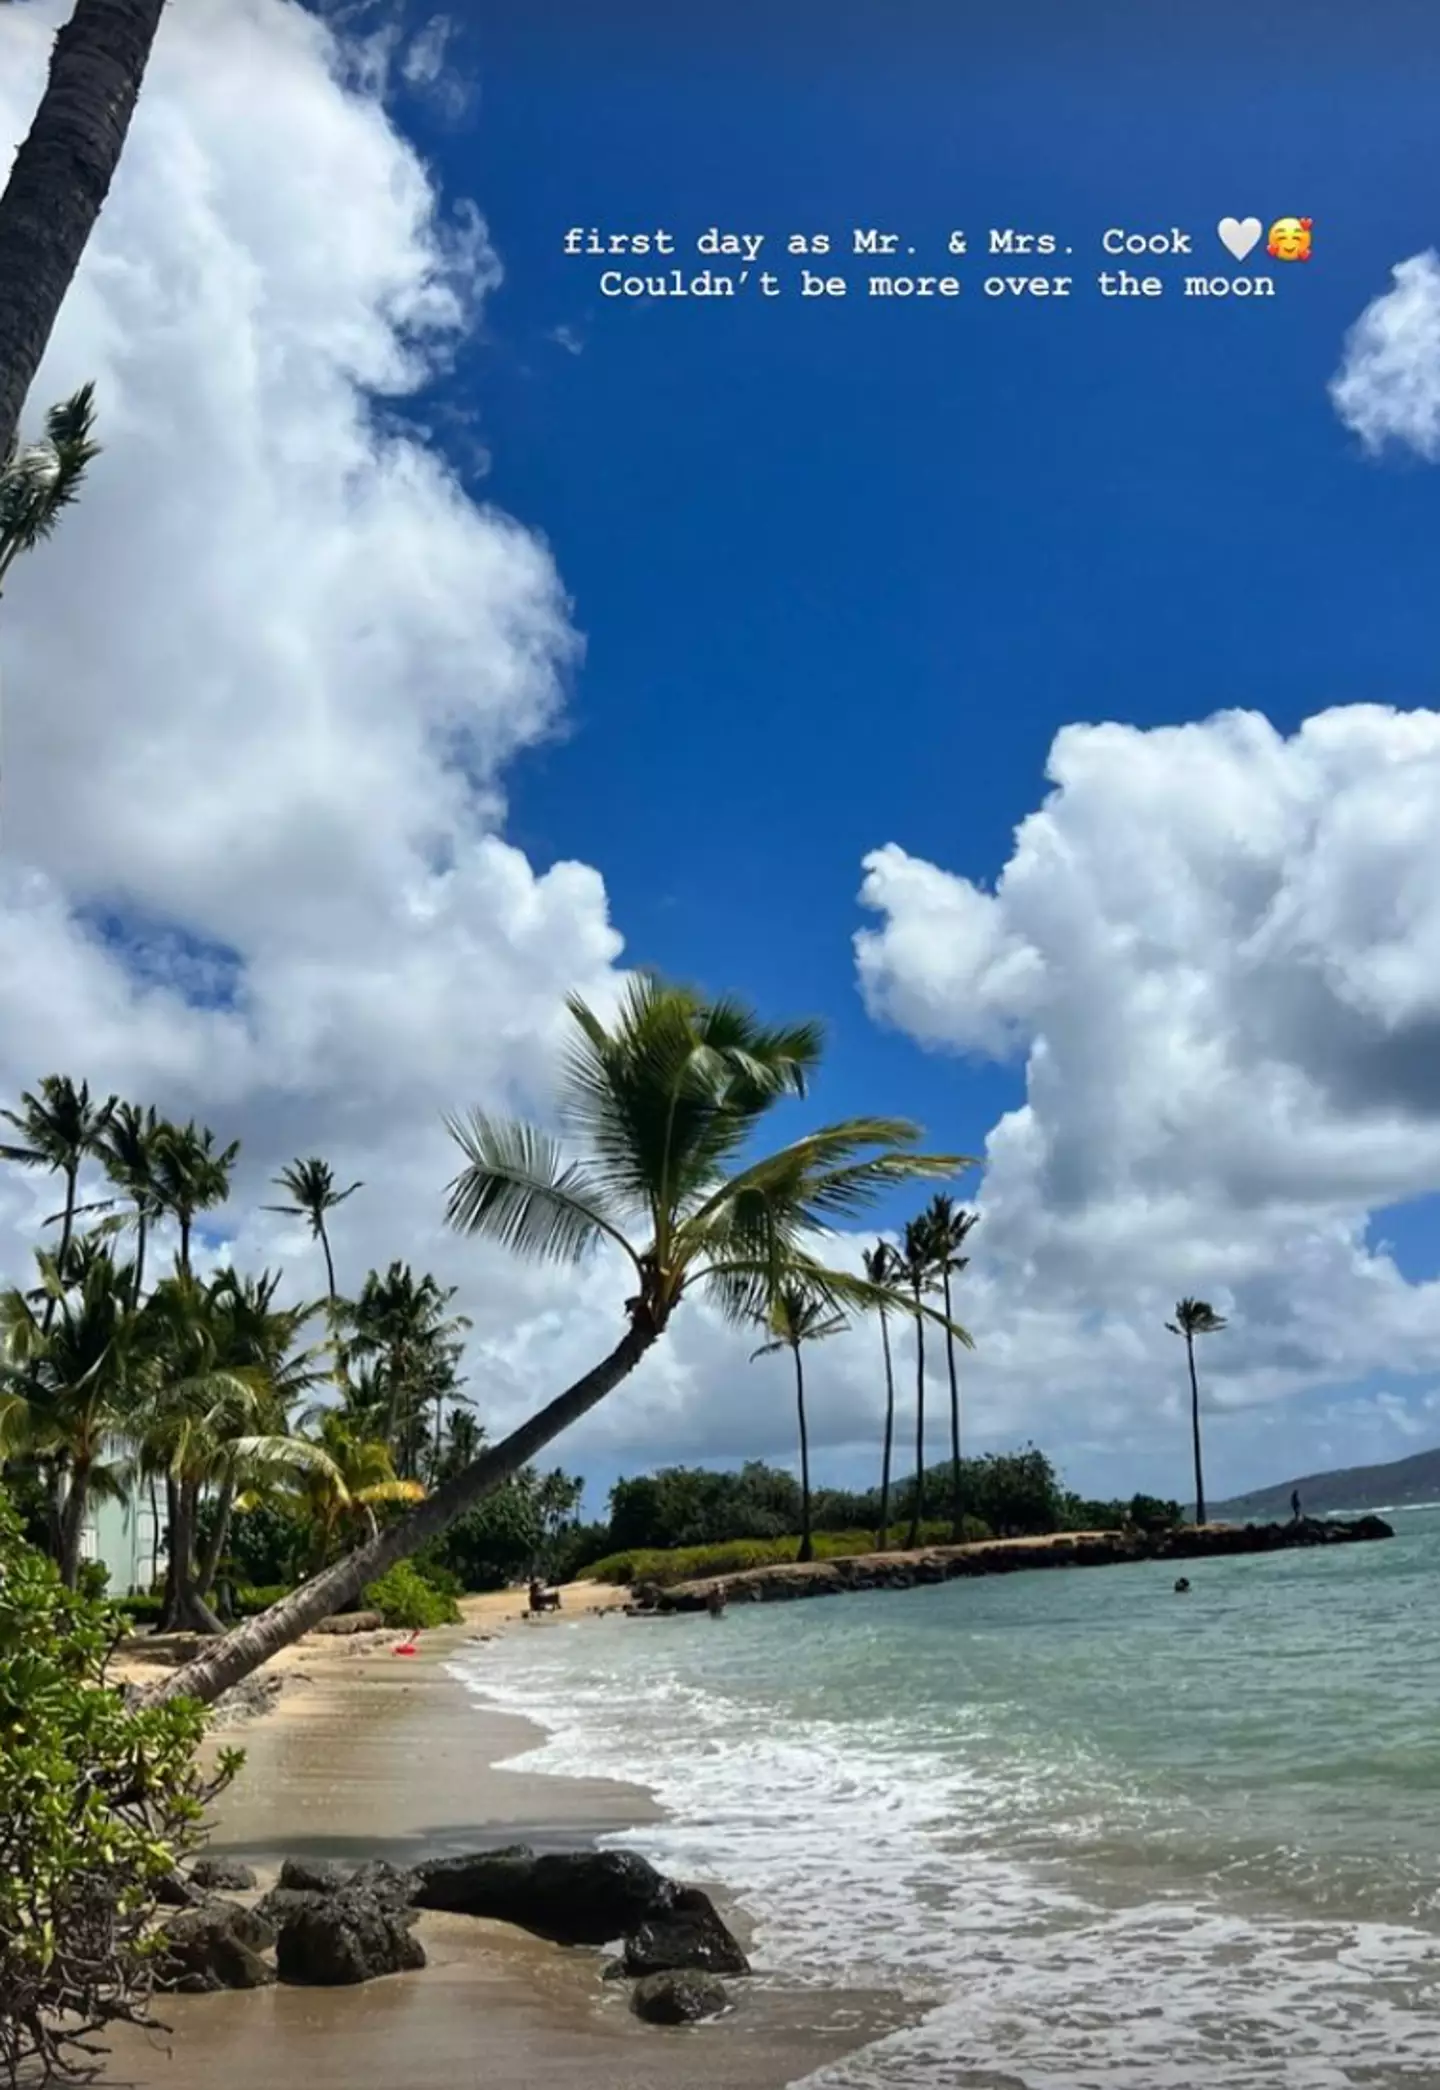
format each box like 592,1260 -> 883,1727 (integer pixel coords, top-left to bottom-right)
103,1586 -> 906,2090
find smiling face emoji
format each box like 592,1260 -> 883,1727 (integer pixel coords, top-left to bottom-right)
1267,216 -> 1313,261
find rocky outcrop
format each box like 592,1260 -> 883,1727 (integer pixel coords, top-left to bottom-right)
640,1515 -> 1396,1613
313,1610 -> 385,1635
630,1970 -> 731,2023
412,1846 -> 674,1945
277,1856 -> 352,1895
273,1889 -> 425,1985
622,1888 -> 749,1977
152,1901 -> 276,1992
187,1856 -> 257,1893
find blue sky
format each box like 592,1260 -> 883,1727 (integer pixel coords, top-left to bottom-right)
7,0 -> 1440,1517
388,0 -> 1440,1187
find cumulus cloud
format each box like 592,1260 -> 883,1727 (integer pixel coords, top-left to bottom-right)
1331,251 -> 1440,461
857,707 -> 1440,1488
0,0 -> 913,1502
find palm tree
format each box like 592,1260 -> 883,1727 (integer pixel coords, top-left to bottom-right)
263,1156 -> 362,1300
290,1410 -> 425,1564
151,977 -> 971,1707
0,1075 -> 118,1312
921,1194 -> 981,1543
863,1241 -> 901,1550
900,1213 -> 937,1549
0,1246 -> 142,1585
78,1100 -> 168,1306
334,1263 -> 468,1479
750,1284 -> 847,1563
1165,1298 -> 1228,1526
0,383 -> 101,600
0,0 -> 168,463
151,1120 -> 239,1274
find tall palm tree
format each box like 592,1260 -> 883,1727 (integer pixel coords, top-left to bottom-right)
81,1100 -> 168,1306
750,1284 -> 847,1563
335,1263 -> 468,1479
1165,1298 -> 1228,1526
900,1213 -> 937,1549
151,1119 -> 239,1274
863,1241 -> 901,1550
0,1075 -> 117,1312
0,1245 -> 141,1585
152,977 -> 971,1707
0,382 -> 100,599
921,1194 -> 981,1543
263,1156 -> 362,1300
0,0 -> 168,463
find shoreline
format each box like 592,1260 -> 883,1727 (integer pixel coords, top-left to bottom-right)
103,1587 -> 910,2090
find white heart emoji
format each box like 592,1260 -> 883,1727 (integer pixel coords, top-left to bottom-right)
1217,216 -> 1262,261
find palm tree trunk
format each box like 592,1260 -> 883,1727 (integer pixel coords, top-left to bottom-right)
133,1206 -> 148,1308
162,1477 -> 224,1633
57,1451 -> 92,1588
38,1162 -> 80,1335
318,1222 -> 337,1301
793,1345 -> 813,1565
906,1289 -> 926,1549
0,0 -> 168,463
1188,1334 -> 1206,1525
178,1213 -> 191,1277
944,1270 -> 963,1544
196,1468 -> 236,1598
148,1317 -> 659,1708
877,1309 -> 896,1552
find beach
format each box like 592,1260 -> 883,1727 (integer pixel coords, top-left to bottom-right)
104,1588 -> 907,2090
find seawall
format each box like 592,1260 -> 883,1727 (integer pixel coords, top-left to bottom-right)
634,1515 -> 1395,1613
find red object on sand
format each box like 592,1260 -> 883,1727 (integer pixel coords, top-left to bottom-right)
393,1638 -> 418,1655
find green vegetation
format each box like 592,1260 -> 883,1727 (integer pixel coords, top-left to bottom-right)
0,1485 -> 235,2087
361,1560 -> 461,1631
580,1521 -> 992,1590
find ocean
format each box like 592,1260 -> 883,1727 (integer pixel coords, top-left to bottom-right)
454,1510 -> 1440,2088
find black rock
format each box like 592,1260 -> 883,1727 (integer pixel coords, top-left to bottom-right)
346,1859 -> 418,1910
254,1886 -> 327,1931
152,1904 -> 276,1992
188,1856 -> 258,1893
274,1891 -> 426,1986
412,1845 -> 674,1945
622,1888 -> 750,1977
630,1971 -> 730,2024
154,1870 -> 201,1909
277,1856 -> 351,1895
202,1896 -> 276,1954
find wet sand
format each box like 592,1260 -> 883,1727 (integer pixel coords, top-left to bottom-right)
104,1602 -> 907,2090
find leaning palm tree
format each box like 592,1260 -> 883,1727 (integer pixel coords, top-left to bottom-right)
0,1075 -> 117,1315
151,977 -> 972,1707
263,1156 -> 362,1300
863,1240 -> 901,1550
900,1213 -> 937,1549
1165,1298 -> 1228,1526
0,0 -> 168,462
921,1194 -> 981,1543
750,1284 -> 847,1563
0,382 -> 101,600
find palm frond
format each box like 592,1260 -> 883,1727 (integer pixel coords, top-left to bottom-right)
443,1110 -> 638,1269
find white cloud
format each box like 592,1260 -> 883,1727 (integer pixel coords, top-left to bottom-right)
1331,251 -> 1440,461
856,707 -> 1440,1492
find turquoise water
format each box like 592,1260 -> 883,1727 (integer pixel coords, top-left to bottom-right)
457,1512 -> 1440,2086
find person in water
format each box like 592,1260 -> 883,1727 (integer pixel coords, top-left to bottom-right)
1291,1488 -> 1302,1522
706,1582 -> 727,1617
1174,1576 -> 1191,1594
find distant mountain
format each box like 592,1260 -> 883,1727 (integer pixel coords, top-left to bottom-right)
1213,1445 -> 1440,1521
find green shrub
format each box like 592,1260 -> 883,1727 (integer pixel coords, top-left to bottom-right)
581,1518 -> 992,1589
235,1583 -> 292,1617
411,1555 -> 463,1600
362,1560 -> 461,1630
116,1592 -> 165,1626
0,1487 -> 238,2085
